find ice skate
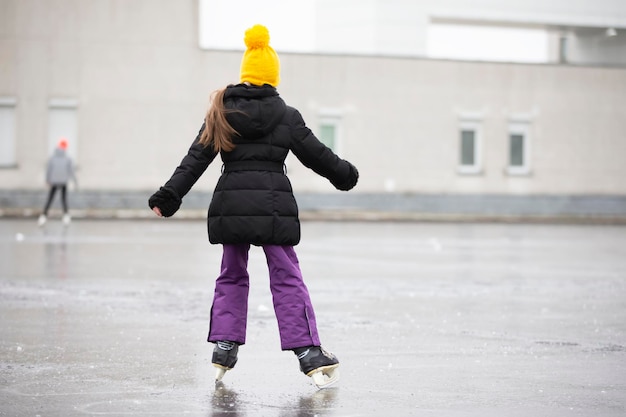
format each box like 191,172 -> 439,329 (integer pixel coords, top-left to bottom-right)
62,213 -> 71,225
37,214 -> 47,227
295,346 -> 340,389
212,341 -> 239,382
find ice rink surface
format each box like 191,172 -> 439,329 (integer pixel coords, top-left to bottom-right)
1,218 -> 625,416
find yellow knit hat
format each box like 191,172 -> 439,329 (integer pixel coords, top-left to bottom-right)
240,24 -> 280,87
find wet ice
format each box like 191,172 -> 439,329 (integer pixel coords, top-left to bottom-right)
0,219 -> 625,416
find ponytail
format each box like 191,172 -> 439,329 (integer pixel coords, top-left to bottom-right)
199,88 -> 239,153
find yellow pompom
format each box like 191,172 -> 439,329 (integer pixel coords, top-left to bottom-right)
244,24 -> 270,49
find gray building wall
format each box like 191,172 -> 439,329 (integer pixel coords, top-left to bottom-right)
1,0 -> 626,220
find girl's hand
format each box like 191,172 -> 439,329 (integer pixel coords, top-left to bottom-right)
148,187 -> 181,217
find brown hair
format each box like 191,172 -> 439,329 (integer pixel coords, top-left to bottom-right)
199,88 -> 239,153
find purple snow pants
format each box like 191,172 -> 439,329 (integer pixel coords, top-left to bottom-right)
207,244 -> 321,351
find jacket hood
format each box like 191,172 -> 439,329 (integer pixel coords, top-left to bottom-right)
224,84 -> 286,139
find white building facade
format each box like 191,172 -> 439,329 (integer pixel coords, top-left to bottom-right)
0,0 -> 625,219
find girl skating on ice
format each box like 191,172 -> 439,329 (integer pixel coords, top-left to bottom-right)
149,24 -> 358,389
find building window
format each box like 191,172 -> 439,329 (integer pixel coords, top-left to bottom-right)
457,120 -> 482,175
558,33 -> 568,63
507,122 -> 531,175
461,130 -> 476,165
427,22 -> 549,63
198,0 -> 315,52
0,97 -> 17,167
509,134 -> 524,166
318,113 -> 341,154
319,122 -> 336,150
48,99 -> 78,161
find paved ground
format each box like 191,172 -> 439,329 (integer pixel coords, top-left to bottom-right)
0,218 -> 625,416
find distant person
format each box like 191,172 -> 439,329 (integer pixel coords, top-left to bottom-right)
38,138 -> 77,226
148,24 -> 358,388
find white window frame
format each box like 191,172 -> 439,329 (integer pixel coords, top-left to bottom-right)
507,121 -> 532,176
0,97 -> 17,168
457,117 -> 483,175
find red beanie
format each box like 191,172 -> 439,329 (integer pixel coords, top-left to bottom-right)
58,138 -> 68,150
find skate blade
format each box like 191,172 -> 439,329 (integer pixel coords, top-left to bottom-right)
213,364 -> 228,382
308,364 -> 340,389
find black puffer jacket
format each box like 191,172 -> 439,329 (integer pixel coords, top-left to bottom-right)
149,83 -> 358,245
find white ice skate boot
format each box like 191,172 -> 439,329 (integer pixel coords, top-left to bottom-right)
62,213 -> 71,226
212,341 -> 239,382
295,346 -> 340,389
37,214 -> 47,227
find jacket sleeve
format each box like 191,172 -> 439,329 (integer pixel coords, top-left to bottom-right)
148,123 -> 218,217
288,108 -> 358,191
